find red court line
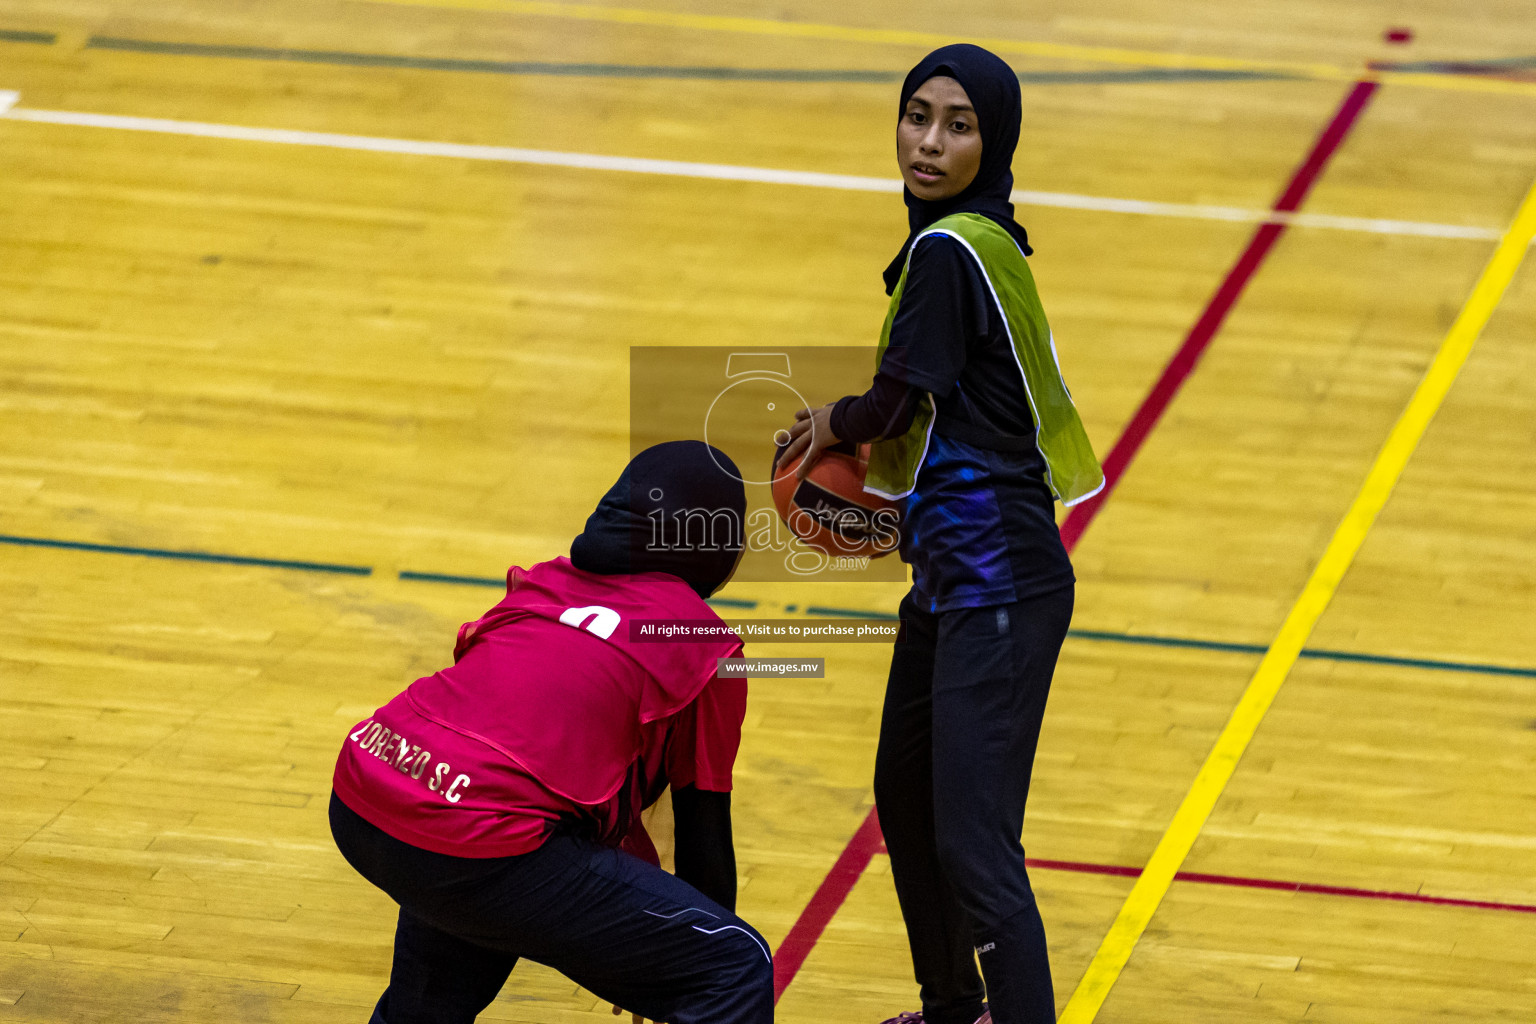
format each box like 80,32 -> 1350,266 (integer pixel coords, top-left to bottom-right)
1057,79 -> 1379,551
772,809 -> 885,1000
1174,868 -> 1536,914
1026,856 -> 1139,879
770,79 -> 1380,1002
1028,857 -> 1536,915
773,845 -> 1536,999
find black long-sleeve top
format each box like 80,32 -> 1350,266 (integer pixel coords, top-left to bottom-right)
827,233 -> 1075,609
832,234 -> 1041,442
830,371 -> 924,443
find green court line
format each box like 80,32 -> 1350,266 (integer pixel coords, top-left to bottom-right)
705,596 -> 759,609
1070,629 -> 1536,680
82,34 -> 1291,85
0,532 -> 371,575
4,529 -> 1529,679
1374,54 -> 1536,74
1017,67 -> 1291,84
396,575 -> 1536,680
9,24 -> 1533,92
1069,628 -> 1264,655
397,570 -> 503,586
86,36 -> 902,81
1298,644 -> 1536,679
0,29 -> 56,43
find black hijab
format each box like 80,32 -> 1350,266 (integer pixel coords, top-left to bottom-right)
883,44 -> 1033,295
570,441 -> 747,599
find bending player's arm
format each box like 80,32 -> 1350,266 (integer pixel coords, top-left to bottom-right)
664,672 -> 747,910
671,784 -> 737,911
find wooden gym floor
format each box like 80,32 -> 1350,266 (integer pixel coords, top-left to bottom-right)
2,1 -> 1535,1021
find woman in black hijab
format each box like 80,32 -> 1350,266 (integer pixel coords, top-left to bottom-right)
880,44 -> 1033,295
572,439 -> 748,599
781,44 -> 1099,1024
329,441 -> 769,1024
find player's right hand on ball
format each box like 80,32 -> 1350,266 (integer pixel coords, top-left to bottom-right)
780,403 -> 840,480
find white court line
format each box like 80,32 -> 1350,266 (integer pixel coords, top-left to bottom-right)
0,99 -> 1502,241
1013,190 -> 1501,241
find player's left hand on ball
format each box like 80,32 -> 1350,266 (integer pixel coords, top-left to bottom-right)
611,1004 -> 642,1024
779,403 -> 840,480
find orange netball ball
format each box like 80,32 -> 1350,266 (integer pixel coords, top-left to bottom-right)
771,441 -> 902,558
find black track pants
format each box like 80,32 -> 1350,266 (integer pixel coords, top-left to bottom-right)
329,794 -> 773,1024
873,586 -> 1073,1024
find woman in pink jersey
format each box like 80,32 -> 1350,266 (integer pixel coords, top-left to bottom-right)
330,441 -> 770,1024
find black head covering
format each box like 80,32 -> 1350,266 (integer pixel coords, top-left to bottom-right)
883,44 -> 1033,295
570,441 -> 747,599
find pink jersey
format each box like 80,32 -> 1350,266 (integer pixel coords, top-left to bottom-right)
333,558 -> 745,858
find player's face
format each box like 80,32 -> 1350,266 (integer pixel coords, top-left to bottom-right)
897,76 -> 983,202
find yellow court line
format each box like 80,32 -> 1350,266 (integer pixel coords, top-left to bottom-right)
350,0 -> 1345,75
1057,171 -> 1536,1024
1374,69 -> 1536,97
347,0 -> 1536,98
